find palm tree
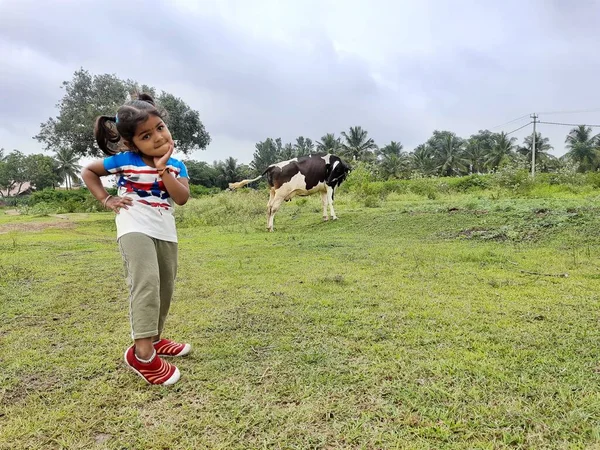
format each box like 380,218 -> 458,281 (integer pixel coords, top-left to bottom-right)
293,136 -> 314,157
518,132 -> 554,171
54,148 -> 81,189
564,125 -> 600,172
340,126 -> 377,162
463,139 -> 488,174
486,132 -> 516,170
376,141 -> 403,158
376,141 -> 410,179
316,133 -> 341,153
280,143 -> 296,160
429,131 -> 465,176
213,157 -> 244,189
221,157 -> 241,182
410,144 -> 437,176
251,138 -> 281,173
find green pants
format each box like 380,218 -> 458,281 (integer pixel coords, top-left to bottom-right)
118,232 -> 178,340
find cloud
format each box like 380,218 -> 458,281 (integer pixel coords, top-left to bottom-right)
1,0 -> 600,162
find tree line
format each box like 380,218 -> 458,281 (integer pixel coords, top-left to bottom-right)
3,68 -> 600,195
186,125 -> 600,187
0,148 -> 81,196
4,122 -> 599,194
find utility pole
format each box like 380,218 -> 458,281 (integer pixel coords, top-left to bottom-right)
530,113 -> 538,177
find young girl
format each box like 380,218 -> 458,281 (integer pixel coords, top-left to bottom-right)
82,93 -> 191,386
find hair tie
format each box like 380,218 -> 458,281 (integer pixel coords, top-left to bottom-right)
115,114 -> 119,124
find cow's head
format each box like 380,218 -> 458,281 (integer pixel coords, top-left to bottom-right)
327,156 -> 351,188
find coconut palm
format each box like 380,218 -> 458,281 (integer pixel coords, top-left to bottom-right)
316,133 -> 341,153
220,157 -> 242,182
486,132 -> 517,170
428,131 -> 466,176
564,125 -> 600,172
463,139 -> 488,174
410,144 -> 437,176
279,143 -> 296,160
54,148 -> 82,189
376,141 -> 410,179
517,132 -> 554,171
213,157 -> 245,189
340,126 -> 377,162
294,136 -> 314,156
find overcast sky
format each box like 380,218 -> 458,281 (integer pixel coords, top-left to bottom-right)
2,0 -> 600,165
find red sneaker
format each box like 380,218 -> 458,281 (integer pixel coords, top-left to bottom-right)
153,338 -> 191,357
123,346 -> 180,385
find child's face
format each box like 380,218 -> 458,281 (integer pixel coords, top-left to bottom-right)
129,115 -> 173,158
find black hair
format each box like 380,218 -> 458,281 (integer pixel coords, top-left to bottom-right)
94,93 -> 166,155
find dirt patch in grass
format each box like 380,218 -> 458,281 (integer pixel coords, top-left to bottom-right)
1,373 -> 61,405
439,227 -> 511,241
0,219 -> 76,234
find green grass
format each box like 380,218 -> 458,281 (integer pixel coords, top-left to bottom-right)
2,190 -> 600,449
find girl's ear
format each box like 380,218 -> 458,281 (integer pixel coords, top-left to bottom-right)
123,140 -> 136,151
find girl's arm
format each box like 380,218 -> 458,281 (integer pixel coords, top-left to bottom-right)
159,171 -> 190,205
81,161 -> 133,212
154,146 -> 190,206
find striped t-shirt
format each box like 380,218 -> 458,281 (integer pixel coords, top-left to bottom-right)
103,151 -> 188,242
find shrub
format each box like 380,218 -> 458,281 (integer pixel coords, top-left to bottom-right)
17,188 -> 108,214
448,174 -> 492,192
490,166 -> 534,194
189,185 -> 221,197
585,172 -> 600,189
363,195 -> 381,208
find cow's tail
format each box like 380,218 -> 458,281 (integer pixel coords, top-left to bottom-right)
228,175 -> 264,190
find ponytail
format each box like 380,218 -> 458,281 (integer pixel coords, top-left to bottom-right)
94,115 -> 120,156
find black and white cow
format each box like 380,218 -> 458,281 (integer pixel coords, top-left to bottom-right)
228,153 -> 351,231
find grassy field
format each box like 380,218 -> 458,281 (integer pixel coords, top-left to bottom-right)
2,189 -> 600,449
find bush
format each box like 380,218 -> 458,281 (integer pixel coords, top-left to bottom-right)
340,162 -> 375,196
176,190 -> 266,227
17,188 -> 109,214
18,201 -> 54,216
27,187 -> 117,206
490,166 -> 534,194
0,196 -> 29,207
409,179 -> 441,198
448,174 -> 492,192
537,164 -> 585,186
381,179 -> 410,195
189,185 -> 221,197
585,172 -> 600,189
363,195 -> 381,208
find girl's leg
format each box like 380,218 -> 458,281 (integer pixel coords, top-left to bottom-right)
118,232 -> 161,360
151,239 -> 191,357
155,240 -> 178,338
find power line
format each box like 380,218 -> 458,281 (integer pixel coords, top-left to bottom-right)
537,108 -> 600,115
488,110 -> 600,132
505,121 -> 532,136
538,120 -> 600,128
498,118 -> 600,137
490,114 -> 531,130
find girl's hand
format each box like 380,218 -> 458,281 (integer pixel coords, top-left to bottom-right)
105,195 -> 133,214
154,142 -> 174,171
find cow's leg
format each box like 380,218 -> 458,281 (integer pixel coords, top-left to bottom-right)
327,185 -> 337,220
266,188 -> 276,231
267,193 -> 286,232
321,191 -> 329,221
